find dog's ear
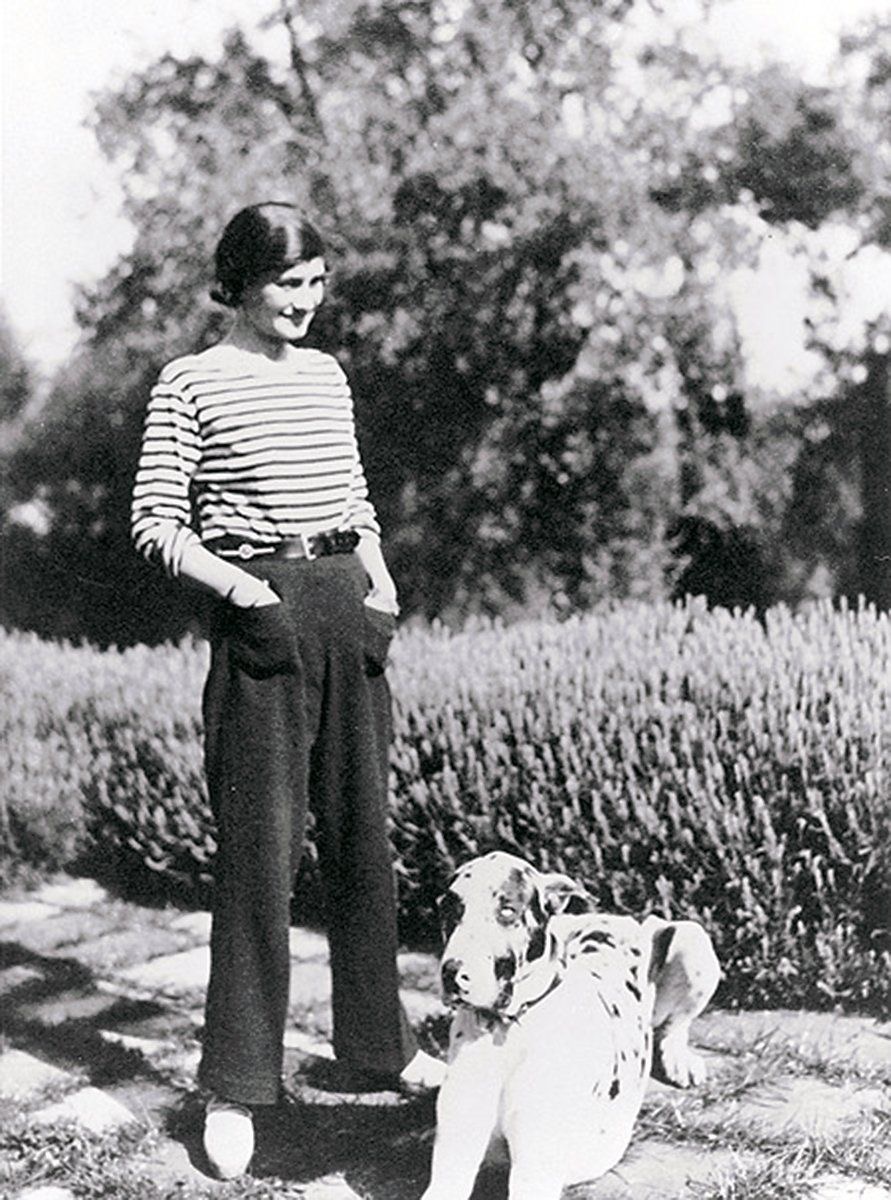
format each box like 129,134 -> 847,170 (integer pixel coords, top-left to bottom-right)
538,872 -> 594,916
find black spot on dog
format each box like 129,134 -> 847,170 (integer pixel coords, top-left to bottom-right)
582,930 -> 616,948
625,980 -> 642,1002
526,926 -> 547,962
608,1078 -> 620,1100
611,1003 -> 621,1018
495,953 -> 517,981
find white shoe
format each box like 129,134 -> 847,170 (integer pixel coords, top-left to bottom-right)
203,1096 -> 254,1179
399,1050 -> 448,1092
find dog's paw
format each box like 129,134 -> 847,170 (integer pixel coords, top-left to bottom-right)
654,1031 -> 707,1088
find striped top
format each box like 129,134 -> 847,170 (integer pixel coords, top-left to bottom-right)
131,344 -> 380,575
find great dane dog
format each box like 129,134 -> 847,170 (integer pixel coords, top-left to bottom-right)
421,851 -> 720,1200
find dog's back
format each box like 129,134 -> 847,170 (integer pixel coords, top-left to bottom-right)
422,853 -> 718,1200
495,913 -> 657,1185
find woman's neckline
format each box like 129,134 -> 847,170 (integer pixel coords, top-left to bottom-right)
206,342 -> 318,373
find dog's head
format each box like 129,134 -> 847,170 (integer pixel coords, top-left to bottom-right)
437,851 -> 593,1016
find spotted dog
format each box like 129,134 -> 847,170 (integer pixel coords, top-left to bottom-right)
421,851 -> 720,1200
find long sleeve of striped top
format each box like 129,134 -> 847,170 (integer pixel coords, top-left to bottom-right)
131,345 -> 381,576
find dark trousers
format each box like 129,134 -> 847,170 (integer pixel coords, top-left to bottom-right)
197,553 -> 416,1105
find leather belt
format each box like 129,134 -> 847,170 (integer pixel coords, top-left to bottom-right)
207,530 -> 360,562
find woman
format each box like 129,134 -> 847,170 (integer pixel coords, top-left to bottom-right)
131,202 -> 444,1180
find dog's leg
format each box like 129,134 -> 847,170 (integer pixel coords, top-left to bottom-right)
645,917 -> 721,1087
421,1028 -> 502,1200
504,1119 -> 569,1200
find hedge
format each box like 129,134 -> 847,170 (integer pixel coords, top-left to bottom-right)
1,597 -> 888,1014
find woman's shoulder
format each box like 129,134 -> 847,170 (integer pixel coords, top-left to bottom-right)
155,346 -> 227,386
297,347 -> 347,375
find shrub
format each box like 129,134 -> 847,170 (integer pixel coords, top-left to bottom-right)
0,631 -> 210,898
1,597 -> 888,1013
387,599 -> 891,1012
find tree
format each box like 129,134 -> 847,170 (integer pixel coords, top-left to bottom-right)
0,309 -> 34,425
7,1 -> 891,640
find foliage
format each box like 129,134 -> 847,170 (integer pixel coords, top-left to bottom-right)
1,599 -> 888,1014
0,308 -> 34,426
6,4 -> 891,641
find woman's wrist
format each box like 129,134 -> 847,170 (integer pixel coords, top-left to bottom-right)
365,580 -> 399,615
225,576 -> 279,608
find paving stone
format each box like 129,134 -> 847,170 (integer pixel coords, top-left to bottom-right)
6,909 -> 122,955
169,910 -> 212,938
72,925 -> 190,972
580,1139 -> 750,1198
696,1010 -> 891,1073
0,900 -> 58,927
15,1187 -> 77,1200
97,1001 -> 203,1044
0,962 -> 47,997
32,879 -> 109,908
132,1135 -> 215,1191
114,945 -> 211,995
397,950 -> 440,988
288,958 -> 336,1007
402,987 -> 446,1024
289,926 -> 330,959
0,1049 -> 73,1100
17,988 -> 121,1027
302,1176 -> 365,1199
32,1085 -> 136,1133
98,1029 -> 171,1055
707,1075 -> 888,1139
811,1176 -> 891,1200
283,1028 -> 335,1057
99,1030 -> 202,1084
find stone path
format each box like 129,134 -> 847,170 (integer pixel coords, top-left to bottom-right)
0,876 -> 888,1199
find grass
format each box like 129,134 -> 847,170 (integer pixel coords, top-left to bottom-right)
1,938 -> 888,1200
3,599 -> 890,1013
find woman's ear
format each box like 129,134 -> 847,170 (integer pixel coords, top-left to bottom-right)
538,872 -> 594,916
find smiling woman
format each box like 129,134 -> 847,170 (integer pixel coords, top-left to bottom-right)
130,200 -> 446,1181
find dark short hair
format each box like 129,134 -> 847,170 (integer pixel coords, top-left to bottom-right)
211,203 -> 325,307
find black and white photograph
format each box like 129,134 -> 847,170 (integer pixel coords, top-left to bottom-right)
1,1 -> 890,1197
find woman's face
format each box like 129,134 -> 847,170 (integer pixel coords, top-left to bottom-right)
239,257 -> 327,343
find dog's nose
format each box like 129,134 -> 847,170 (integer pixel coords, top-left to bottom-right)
441,958 -> 471,996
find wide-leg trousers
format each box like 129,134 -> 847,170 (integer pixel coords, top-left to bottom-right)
197,552 -> 416,1105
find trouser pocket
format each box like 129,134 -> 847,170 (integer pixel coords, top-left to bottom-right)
228,602 -> 296,676
363,604 -> 397,676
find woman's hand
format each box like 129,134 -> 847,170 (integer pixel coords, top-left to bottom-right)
175,541 -> 281,607
353,533 -> 400,615
226,575 -> 281,608
364,583 -> 399,616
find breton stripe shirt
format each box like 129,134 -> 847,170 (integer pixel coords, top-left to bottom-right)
131,344 -> 380,575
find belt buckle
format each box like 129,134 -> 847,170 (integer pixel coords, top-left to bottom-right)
300,532 -> 317,561
236,542 -> 256,560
